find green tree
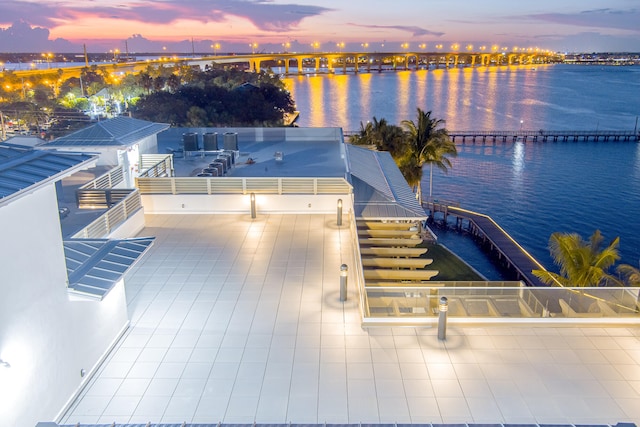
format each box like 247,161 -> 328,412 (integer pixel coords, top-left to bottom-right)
186,106 -> 209,127
136,72 -> 153,94
400,108 -> 456,202
616,264 -> 640,287
166,74 -> 181,93
349,117 -> 404,156
532,230 -> 621,287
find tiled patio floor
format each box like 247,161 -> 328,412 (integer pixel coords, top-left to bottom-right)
61,214 -> 640,425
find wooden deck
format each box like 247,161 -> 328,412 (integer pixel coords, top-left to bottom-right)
357,229 -> 420,238
358,237 -> 422,247
360,247 -> 428,257
361,257 -> 433,269
364,269 -> 439,281
426,204 -> 548,287
356,220 -> 420,230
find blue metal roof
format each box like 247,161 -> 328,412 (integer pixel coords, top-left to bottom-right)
0,145 -> 96,200
346,145 -> 426,219
64,237 -> 155,299
43,116 -> 169,147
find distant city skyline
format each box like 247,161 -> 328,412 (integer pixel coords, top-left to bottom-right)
0,0 -> 639,53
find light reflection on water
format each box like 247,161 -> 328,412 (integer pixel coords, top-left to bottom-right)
283,65 -> 640,274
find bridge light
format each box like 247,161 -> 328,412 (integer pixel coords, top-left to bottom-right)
249,42 -> 258,53
419,43 -> 426,50
361,42 -> 369,51
466,44 -> 473,51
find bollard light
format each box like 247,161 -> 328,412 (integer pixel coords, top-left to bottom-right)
437,296 -> 448,340
337,199 -> 343,226
250,193 -> 256,219
339,264 -> 348,301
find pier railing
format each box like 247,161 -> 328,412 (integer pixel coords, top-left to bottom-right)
449,130 -> 639,142
345,130 -> 639,142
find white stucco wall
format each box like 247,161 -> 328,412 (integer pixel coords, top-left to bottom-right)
0,185 -> 129,427
140,193 -> 353,215
137,134 -> 158,154
106,208 -> 147,238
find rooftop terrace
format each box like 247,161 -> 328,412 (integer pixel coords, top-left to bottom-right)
59,213 -> 640,425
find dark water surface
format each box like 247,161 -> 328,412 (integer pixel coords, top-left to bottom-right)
284,65 -> 640,278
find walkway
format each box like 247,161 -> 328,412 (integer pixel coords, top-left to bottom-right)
429,204 -> 547,287
449,130 -> 639,143
60,214 -> 640,425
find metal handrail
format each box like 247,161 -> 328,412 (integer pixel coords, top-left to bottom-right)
135,176 -> 352,195
79,165 -> 125,190
72,190 -> 142,239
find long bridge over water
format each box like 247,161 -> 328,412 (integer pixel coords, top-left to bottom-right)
208,50 -> 560,74
3,49 -> 562,80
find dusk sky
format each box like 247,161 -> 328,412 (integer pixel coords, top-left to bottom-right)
0,0 -> 638,53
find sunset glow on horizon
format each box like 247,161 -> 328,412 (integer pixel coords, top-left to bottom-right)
0,0 -> 639,53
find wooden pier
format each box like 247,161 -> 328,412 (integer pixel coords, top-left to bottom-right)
449,130 -> 639,143
424,201 -> 549,287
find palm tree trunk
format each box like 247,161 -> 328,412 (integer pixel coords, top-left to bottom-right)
429,162 -> 433,199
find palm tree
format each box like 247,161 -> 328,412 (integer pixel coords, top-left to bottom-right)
532,230 -> 621,287
616,264 -> 640,286
349,117 -> 406,157
400,108 -> 456,203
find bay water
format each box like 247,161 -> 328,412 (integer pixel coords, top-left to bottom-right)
283,65 -> 640,279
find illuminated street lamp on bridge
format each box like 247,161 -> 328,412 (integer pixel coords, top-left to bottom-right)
249,42 -> 258,54
41,53 -> 53,69
211,43 -> 221,56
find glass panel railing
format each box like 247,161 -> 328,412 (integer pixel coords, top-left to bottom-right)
363,285 -> 640,321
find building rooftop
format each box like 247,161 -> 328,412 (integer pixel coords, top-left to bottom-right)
0,144 -> 96,202
60,213 -> 640,425
64,237 -> 156,299
159,129 -> 347,179
43,116 -> 170,148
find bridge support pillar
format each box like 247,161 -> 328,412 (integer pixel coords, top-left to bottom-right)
297,58 -> 303,74
314,57 -> 320,72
